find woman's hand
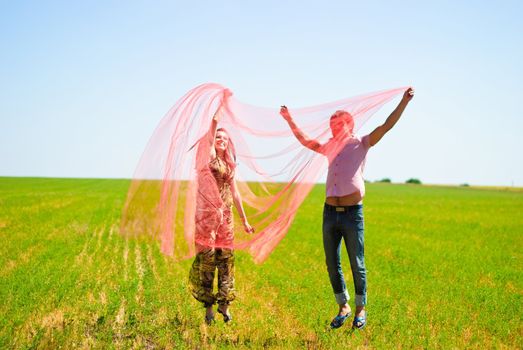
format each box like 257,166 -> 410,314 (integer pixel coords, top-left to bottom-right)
223,88 -> 233,100
402,88 -> 415,103
280,105 -> 292,121
213,109 -> 222,122
242,218 -> 255,234
213,103 -> 226,122
213,89 -> 233,122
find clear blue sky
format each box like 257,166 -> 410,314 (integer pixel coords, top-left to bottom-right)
1,1 -> 522,186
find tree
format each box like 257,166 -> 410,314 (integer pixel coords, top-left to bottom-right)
406,178 -> 422,184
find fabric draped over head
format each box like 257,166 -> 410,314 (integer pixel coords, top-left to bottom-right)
120,83 -> 407,263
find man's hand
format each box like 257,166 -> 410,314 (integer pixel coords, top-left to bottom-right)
402,87 -> 415,103
280,105 -> 292,121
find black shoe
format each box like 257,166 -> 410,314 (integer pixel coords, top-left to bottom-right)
352,312 -> 367,330
330,311 -> 352,329
217,307 -> 232,323
205,312 -> 215,325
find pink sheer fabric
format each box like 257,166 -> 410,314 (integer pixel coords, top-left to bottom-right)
120,83 -> 407,263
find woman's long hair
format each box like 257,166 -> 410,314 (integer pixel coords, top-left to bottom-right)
216,127 -> 236,180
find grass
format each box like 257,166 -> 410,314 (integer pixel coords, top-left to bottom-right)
0,177 -> 522,349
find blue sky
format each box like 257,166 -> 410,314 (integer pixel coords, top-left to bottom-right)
1,1 -> 522,186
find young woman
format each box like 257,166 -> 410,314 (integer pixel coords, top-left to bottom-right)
189,106 -> 254,324
280,88 -> 414,329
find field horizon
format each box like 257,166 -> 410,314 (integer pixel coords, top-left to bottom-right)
1,175 -> 522,191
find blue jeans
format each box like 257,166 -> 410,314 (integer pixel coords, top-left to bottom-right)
323,203 -> 367,306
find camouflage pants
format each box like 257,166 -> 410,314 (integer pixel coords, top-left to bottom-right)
189,247 -> 236,306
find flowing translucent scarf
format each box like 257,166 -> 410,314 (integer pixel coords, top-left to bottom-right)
120,83 -> 406,263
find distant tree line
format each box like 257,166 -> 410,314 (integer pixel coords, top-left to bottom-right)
372,178 -> 423,184
405,178 -> 422,184
371,179 -> 472,187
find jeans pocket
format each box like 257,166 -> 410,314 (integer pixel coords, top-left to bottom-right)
351,206 -> 364,221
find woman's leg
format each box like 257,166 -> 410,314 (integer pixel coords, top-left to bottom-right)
216,248 -> 236,306
192,205 -> 220,308
188,247 -> 217,308
192,203 -> 221,323
188,253 -> 202,301
199,248 -> 217,305
215,208 -> 235,321
188,249 -> 217,324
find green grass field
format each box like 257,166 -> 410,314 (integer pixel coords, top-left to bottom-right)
0,177 -> 521,349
